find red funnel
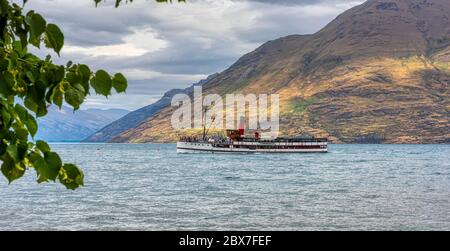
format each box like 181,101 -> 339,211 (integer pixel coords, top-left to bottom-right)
238,116 -> 245,137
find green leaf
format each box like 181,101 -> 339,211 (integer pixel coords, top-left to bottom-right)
64,87 -> 85,110
0,58 -> 9,71
77,64 -> 91,94
66,71 -> 79,85
90,70 -> 112,96
51,84 -> 63,108
17,29 -> 29,51
6,144 -> 19,163
1,106 -> 11,125
17,142 -> 28,161
28,13 -> 46,47
13,40 -> 27,57
0,141 -> 6,156
0,71 -> 15,97
54,66 -> 66,84
14,103 -> 28,122
58,163 -> 84,190
36,102 -> 48,117
42,151 -> 62,181
25,83 -> 47,114
36,140 -> 51,153
14,127 -> 29,141
26,71 -> 35,83
44,24 -> 64,55
29,152 -> 49,183
112,73 -> 127,93
78,64 -> 91,82
25,115 -> 38,137
24,96 -> 38,114
1,155 -> 25,183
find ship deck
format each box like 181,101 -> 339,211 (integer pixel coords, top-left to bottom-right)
177,138 -> 328,153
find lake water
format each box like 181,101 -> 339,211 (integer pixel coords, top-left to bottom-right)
0,144 -> 449,230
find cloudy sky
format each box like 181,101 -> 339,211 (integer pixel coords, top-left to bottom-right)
24,0 -> 364,111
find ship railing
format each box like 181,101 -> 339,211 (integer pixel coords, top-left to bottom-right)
241,138 -> 328,143
179,136 -> 328,143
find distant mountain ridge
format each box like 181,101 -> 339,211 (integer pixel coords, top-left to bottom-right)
83,73 -> 219,142
36,106 -> 128,142
89,0 -> 450,143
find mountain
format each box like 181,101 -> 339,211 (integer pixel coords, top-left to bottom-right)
95,0 -> 450,144
35,106 -> 129,142
83,73 -> 219,142
84,108 -> 130,120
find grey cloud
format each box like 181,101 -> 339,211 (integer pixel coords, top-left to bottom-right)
125,77 -> 207,95
24,1 -> 153,46
22,0 -> 362,109
231,0 -> 361,6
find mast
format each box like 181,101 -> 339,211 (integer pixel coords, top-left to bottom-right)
202,106 -> 215,140
205,114 -> 216,139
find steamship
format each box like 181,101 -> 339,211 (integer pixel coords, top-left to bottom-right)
176,118 -> 328,154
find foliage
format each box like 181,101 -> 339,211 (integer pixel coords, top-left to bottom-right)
0,0 -> 132,189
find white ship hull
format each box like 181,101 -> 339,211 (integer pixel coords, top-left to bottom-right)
177,141 -> 328,153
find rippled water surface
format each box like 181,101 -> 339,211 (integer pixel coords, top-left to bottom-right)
1,144 -> 449,230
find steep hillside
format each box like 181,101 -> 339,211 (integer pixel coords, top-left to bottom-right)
106,0 -> 449,143
84,74 -> 218,142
